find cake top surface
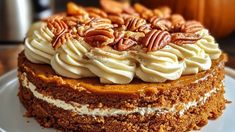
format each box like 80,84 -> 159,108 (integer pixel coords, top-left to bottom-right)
24,0 -> 222,84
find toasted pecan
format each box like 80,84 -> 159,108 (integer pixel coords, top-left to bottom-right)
171,33 -> 201,45
182,21 -> 203,33
170,14 -> 185,32
114,38 -> 137,51
134,3 -> 154,19
86,7 -> 108,18
142,30 -> 171,52
47,17 -> 70,48
100,0 -> 129,14
67,2 -> 88,16
149,16 -> 172,31
84,29 -> 114,47
124,17 -> 147,31
108,15 -> 124,25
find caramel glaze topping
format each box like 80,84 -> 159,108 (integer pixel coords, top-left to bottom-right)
45,0 -> 204,51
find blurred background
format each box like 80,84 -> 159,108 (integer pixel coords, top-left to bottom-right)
0,0 -> 235,76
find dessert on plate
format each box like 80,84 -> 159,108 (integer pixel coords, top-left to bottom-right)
18,0 -> 227,131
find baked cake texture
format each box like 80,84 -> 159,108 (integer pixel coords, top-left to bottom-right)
18,0 -> 227,131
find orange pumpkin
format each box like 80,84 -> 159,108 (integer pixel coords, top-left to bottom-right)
141,0 -> 235,38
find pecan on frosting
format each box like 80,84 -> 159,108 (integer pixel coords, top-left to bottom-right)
153,6 -> 171,18
110,31 -> 138,51
84,28 -> 114,47
134,3 -> 154,19
67,2 -> 88,16
83,18 -> 113,35
149,16 -> 172,31
182,21 -> 204,33
142,30 -> 171,52
108,15 -> 125,26
47,17 -> 70,49
100,0 -> 129,14
124,17 -> 147,31
114,38 -> 137,51
170,14 -> 185,32
171,33 -> 201,45
85,7 -> 108,18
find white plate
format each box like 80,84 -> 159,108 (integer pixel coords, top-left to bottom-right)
0,69 -> 235,132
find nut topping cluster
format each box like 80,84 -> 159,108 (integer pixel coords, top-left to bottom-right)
45,0 -> 204,52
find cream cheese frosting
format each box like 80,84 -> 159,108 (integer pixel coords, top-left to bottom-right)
24,22 -> 55,64
196,29 -> 222,60
24,21 -> 222,84
85,48 -> 136,84
169,44 -> 211,75
132,46 -> 185,82
51,39 -> 95,78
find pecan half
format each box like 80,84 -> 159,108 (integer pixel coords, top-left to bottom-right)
182,21 -> 203,33
171,33 -> 201,45
108,15 -> 124,25
100,0 -> 129,14
153,6 -> 171,18
67,2 -> 87,16
87,18 -> 112,28
84,18 -> 113,35
138,24 -> 151,34
123,6 -> 136,15
47,17 -> 70,48
170,14 -> 185,32
149,16 -> 172,31
86,7 -> 108,18
142,30 -> 171,52
110,31 -> 125,46
134,3 -> 153,19
125,17 -> 147,31
84,29 -> 114,47
62,16 -> 85,27
114,38 -> 137,51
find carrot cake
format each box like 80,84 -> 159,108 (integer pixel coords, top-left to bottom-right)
18,0 -> 227,131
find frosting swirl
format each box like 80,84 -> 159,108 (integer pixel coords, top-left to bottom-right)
51,39 -> 95,78
85,48 -> 136,84
132,46 -> 185,82
170,43 -> 211,75
196,29 -> 222,59
24,22 -> 55,64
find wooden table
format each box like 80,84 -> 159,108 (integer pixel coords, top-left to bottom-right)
0,44 -> 235,76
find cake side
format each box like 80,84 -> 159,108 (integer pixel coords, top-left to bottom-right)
18,52 -> 226,110
18,77 -> 226,132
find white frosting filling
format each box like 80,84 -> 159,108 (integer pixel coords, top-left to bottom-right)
21,72 -> 219,117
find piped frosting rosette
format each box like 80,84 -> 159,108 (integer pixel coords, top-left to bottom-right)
51,39 -> 95,78
132,46 -> 185,82
24,22 -> 56,64
169,43 -> 211,75
196,29 -> 221,59
85,48 -> 136,84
